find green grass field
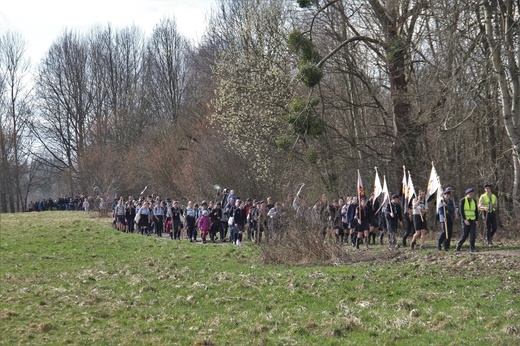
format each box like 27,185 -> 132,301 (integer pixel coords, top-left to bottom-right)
1,211 -> 519,345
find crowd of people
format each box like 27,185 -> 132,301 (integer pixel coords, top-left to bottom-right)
111,190 -> 287,245
27,183 -> 499,252
28,194 -> 116,213
105,184 -> 499,252
28,196 -> 85,212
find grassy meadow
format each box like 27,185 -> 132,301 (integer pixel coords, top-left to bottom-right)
1,211 -> 519,345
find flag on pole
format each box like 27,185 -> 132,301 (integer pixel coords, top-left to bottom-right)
436,173 -> 443,211
406,171 -> 416,211
357,170 -> 365,202
382,175 -> 390,204
401,166 -> 407,211
425,162 -> 441,203
373,167 -> 382,200
401,166 -> 407,197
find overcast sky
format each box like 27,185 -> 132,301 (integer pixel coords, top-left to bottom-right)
0,0 -> 216,63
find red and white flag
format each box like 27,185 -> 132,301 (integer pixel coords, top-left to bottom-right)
357,170 -> 365,202
401,166 -> 407,198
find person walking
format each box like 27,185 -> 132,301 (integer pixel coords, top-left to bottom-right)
402,208 -> 414,247
82,197 -> 90,215
384,194 -> 403,249
233,200 -> 247,245
366,193 -> 380,245
125,201 -> 136,233
170,201 -> 183,240
354,198 -> 370,249
410,190 -> 428,250
267,201 -> 286,243
333,198 -> 345,244
478,184 -> 498,246
456,188 -> 479,253
346,196 -> 358,246
437,188 -> 457,251
224,198 -> 237,242
198,210 -> 211,244
185,201 -> 198,242
248,200 -> 259,243
114,198 -> 126,232
209,201 -> 223,243
153,200 -> 165,237
136,201 -> 152,235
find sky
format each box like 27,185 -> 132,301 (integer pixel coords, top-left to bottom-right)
0,0 -> 217,63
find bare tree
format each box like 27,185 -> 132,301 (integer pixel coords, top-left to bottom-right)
480,0 -> 520,217
33,30 -> 93,197
145,18 -> 190,122
0,31 -> 32,212
89,25 -> 146,146
294,1 -> 432,174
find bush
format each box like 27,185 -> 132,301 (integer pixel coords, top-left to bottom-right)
259,217 -> 349,265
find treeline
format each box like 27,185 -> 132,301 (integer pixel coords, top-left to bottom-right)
0,0 -> 518,224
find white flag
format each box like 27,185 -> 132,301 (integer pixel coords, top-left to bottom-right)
406,171 -> 416,210
382,175 -> 390,203
373,168 -> 382,200
425,163 -> 440,203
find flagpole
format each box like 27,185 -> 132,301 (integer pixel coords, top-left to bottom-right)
443,203 -> 448,238
375,174 -> 391,215
374,167 -> 385,198
406,169 -> 423,221
357,170 -> 362,223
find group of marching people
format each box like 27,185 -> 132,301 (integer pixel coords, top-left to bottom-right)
306,183 -> 499,253
113,190 -> 288,245
112,182 -> 499,252
307,192 -> 405,250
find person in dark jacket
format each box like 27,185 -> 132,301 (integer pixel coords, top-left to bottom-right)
354,198 -> 370,249
125,201 -> 136,233
170,201 -> 183,240
366,193 -> 380,245
209,202 -> 223,243
437,188 -> 457,251
231,199 -> 247,245
384,194 -> 403,249
346,197 -> 358,246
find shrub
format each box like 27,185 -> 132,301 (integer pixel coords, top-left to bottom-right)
259,217 -> 348,265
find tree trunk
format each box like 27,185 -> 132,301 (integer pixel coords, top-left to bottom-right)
483,0 -> 520,217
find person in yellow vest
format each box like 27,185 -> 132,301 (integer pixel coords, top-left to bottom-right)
478,183 -> 498,246
456,188 -> 479,253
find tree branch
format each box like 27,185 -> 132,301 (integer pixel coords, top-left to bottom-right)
317,36 -> 381,68
309,0 -> 342,41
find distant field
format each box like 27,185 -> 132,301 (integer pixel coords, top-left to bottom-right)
1,211 -> 519,345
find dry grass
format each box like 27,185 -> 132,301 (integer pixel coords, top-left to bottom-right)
259,218 -> 407,265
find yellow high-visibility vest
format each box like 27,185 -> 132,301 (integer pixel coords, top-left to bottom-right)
480,194 -> 497,212
463,198 -> 476,221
